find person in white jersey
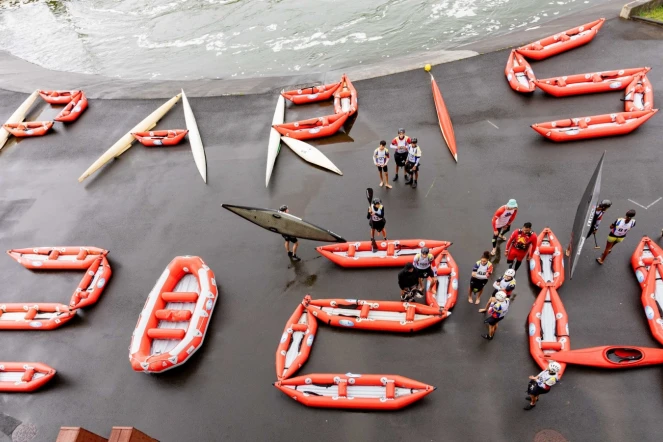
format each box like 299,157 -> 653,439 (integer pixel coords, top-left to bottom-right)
468,251 -> 493,304
404,138 -> 421,188
413,247 -> 436,292
525,361 -> 561,410
479,268 -> 516,313
390,128 -> 411,181
597,209 -> 636,264
373,141 -> 392,188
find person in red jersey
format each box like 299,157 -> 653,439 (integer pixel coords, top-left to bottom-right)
491,199 -> 518,256
389,128 -> 411,182
505,222 -> 537,272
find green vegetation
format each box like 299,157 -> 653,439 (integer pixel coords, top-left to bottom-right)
639,5 -> 663,21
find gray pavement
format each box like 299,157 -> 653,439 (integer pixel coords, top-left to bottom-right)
1,15 -> 662,442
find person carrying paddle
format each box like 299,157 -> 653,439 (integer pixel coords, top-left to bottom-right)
373,141 -> 392,189
279,205 -> 301,262
468,251 -> 493,305
597,209 -> 636,264
491,199 -> 518,256
505,222 -> 537,272
587,199 -> 612,249
482,290 -> 509,340
413,247 -> 436,292
525,361 -> 561,410
404,138 -> 421,188
368,197 -> 387,249
390,128 -> 411,181
479,268 -> 516,312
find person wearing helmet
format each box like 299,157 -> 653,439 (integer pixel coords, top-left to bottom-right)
491,199 -> 518,256
368,197 -> 387,251
597,209 -> 636,264
482,290 -> 509,340
278,205 -> 301,262
479,268 -> 516,313
398,263 -> 422,301
404,138 -> 422,188
468,251 -> 493,304
413,246 -> 436,291
587,199 -> 612,240
525,361 -> 561,410
505,222 -> 537,272
390,128 -> 411,181
373,141 -> 393,189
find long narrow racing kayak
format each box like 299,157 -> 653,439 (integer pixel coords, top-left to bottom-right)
222,204 -> 346,243
429,72 -> 457,162
266,95 -> 286,186
546,345 -> 663,369
181,90 -> 207,183
0,89 -> 40,151
78,93 -> 182,182
280,136 -> 342,175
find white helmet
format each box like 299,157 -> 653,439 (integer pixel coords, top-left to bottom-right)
495,291 -> 507,302
504,269 -> 516,278
548,361 -> 561,374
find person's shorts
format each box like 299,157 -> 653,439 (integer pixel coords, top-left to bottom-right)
416,266 -> 435,279
484,315 -> 503,326
377,164 -> 388,172
282,235 -> 298,244
527,382 -> 550,396
607,234 -> 625,243
370,219 -> 386,231
507,248 -> 527,261
470,277 -> 489,292
405,161 -> 419,173
395,152 -> 408,167
496,224 -> 511,234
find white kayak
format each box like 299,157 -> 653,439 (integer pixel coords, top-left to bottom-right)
280,136 -> 342,176
78,93 -> 181,182
181,89 -> 207,183
0,89 -> 40,151
266,95 -> 285,187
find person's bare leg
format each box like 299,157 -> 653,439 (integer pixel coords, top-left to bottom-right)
475,288 -> 484,305
284,241 -> 290,254
468,287 -> 473,303
292,242 -> 299,256
489,323 -> 498,337
598,241 -> 614,263
378,170 -> 384,187
384,172 -> 392,189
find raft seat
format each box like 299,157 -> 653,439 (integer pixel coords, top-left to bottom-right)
385,380 -> 395,399
147,328 -> 186,340
48,250 -> 60,260
155,309 -> 192,322
21,368 -> 36,382
161,291 -> 198,303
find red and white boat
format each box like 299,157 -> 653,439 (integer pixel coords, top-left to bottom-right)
39,89 -> 82,104
546,345 -> 663,369
3,121 -> 53,137
528,287 -> 570,378
529,227 -> 565,289
129,256 -> 218,373
505,50 -> 536,93
517,18 -> 605,61
429,72 -> 458,162
0,303 -> 75,330
0,362 -> 56,392
624,73 -> 654,112
316,239 -> 451,268
54,91 -> 88,123
631,236 -> 663,346
631,236 -> 663,288
333,74 -> 358,116
535,67 -> 650,97
282,82 -> 341,105
69,255 -> 112,310
7,246 -> 108,270
273,112 -> 349,141
132,130 -> 189,147
276,303 -> 317,380
425,249 -> 459,311
274,373 -> 435,410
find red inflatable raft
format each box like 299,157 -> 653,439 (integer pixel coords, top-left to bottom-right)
546,346 -> 663,369
425,249 -> 459,311
333,74 -> 358,116
273,112 -> 349,141
631,236 -> 663,288
303,296 -> 445,333
624,73 -> 654,112
3,121 -> 53,137
430,72 -> 458,162
528,287 -> 570,377
631,237 -> 663,346
276,303 -> 317,380
505,50 -> 536,93
0,303 -> 75,330
274,373 -> 435,410
282,81 -> 341,104
316,239 -> 451,268
129,256 -> 218,373
517,18 -> 605,61
0,362 -> 56,392
529,227 -> 565,289
7,246 -> 108,270
132,130 -> 189,147
531,109 -> 658,142
535,67 -> 650,97
69,255 -> 112,310
39,90 -> 81,104
54,91 -> 88,123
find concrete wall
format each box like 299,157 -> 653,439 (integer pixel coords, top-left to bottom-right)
621,0 -> 663,18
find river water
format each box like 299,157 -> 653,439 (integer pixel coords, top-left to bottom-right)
0,0 -> 608,81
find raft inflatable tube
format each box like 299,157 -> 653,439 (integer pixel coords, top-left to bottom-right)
529,227 -> 565,289
132,130 -> 189,147
505,50 -> 536,93
535,67 -> 650,97
39,90 -> 81,104
631,237 -> 663,346
7,247 -> 109,270
528,287 -> 570,378
69,255 -> 112,310
274,373 -> 435,410
0,362 -> 56,392
276,303 -> 317,381
0,303 -> 75,330
316,239 -> 451,268
545,345 -> 663,369
3,121 -> 53,137
425,249 -> 459,311
631,236 -> 663,288
333,74 -> 358,116
531,109 -> 658,142
273,112 -> 349,141
54,91 -> 88,123
303,296 -> 445,333
282,82 -> 341,105
129,256 -> 218,373
624,73 -> 654,112
517,18 -> 605,61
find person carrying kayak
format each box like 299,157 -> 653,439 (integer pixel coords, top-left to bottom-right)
413,247 -> 436,292
491,199 -> 518,256
404,138 -> 421,188
482,290 -> 509,340
597,209 -> 636,264
398,263 -> 422,301
525,361 -> 561,410
468,251 -> 493,304
587,199 -> 612,239
368,197 -> 387,250
390,128 -> 411,182
278,205 -> 301,262
373,140 -> 392,189
505,222 -> 537,272
479,268 -> 516,313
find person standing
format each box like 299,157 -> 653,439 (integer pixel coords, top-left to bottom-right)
373,141 -> 392,188
368,197 -> 387,250
482,290 -> 509,340
524,361 -> 561,410
597,209 -> 636,264
491,199 -> 518,256
479,268 -> 516,312
404,138 -> 421,188
468,251 -> 493,304
587,199 -> 612,239
390,128 -> 411,181
279,205 -> 301,262
413,247 -> 436,292
505,222 -> 537,272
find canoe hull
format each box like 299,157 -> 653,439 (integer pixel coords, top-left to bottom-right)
0,90 -> 40,150
546,346 -> 663,369
430,73 -> 457,161
266,95 -> 286,186
181,90 -> 207,183
280,136 -> 342,175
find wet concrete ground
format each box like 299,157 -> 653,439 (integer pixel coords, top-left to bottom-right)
1,16 -> 662,442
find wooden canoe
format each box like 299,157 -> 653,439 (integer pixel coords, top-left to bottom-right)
266,95 -> 285,187
181,89 -> 207,183
280,136 -> 342,175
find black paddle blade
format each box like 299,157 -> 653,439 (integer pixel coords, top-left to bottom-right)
366,187 -> 373,203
